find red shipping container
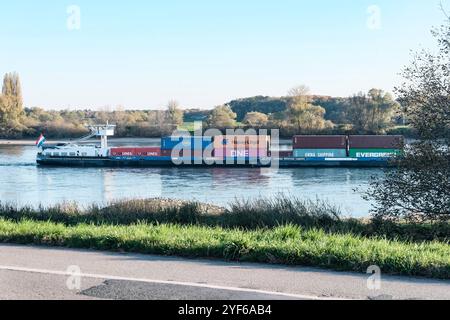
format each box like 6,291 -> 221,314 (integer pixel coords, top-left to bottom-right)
349,136 -> 404,149
161,149 -> 207,158
134,147 -> 161,157
293,136 -> 347,149
110,148 -> 137,156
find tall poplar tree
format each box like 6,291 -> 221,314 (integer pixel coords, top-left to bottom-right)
0,72 -> 24,131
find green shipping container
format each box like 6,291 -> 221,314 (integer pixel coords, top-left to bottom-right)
350,149 -> 401,158
293,149 -> 347,158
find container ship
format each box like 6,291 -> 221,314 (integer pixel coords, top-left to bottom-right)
36,124 -> 403,168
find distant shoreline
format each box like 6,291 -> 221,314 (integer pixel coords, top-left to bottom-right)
0,138 -> 293,147
0,139 -> 41,146
0,137 -> 163,147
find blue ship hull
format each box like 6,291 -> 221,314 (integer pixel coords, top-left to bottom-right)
36,155 -> 391,168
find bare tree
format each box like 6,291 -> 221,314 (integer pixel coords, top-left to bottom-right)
166,100 -> 184,127
288,85 -> 311,102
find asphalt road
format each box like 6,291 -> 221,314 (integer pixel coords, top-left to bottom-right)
0,244 -> 449,300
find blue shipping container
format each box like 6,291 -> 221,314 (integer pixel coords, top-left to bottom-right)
161,136 -> 213,150
293,149 -> 347,158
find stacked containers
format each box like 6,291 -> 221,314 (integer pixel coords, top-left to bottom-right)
135,148 -> 162,157
110,148 -> 136,157
293,136 -> 347,159
348,136 -> 403,159
213,135 -> 270,159
160,136 -> 213,158
110,147 -> 161,157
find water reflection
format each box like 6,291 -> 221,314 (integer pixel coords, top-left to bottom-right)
0,145 -> 382,216
209,168 -> 270,185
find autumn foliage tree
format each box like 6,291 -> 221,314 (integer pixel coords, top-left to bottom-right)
207,105 -> 237,128
366,22 -> 450,222
0,72 -> 25,136
346,89 -> 399,134
243,112 -> 269,127
285,85 -> 333,133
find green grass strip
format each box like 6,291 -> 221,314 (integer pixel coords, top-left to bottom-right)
0,219 -> 448,279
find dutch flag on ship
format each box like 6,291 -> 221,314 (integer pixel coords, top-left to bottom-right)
35,134 -> 46,148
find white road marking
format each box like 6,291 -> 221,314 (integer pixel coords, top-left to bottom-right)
0,265 -> 349,300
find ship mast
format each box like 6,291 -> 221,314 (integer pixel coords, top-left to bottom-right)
88,123 -> 116,150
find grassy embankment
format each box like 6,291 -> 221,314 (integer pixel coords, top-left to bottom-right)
0,196 -> 448,279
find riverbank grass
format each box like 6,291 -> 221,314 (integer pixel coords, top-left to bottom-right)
1,197 -> 448,242
0,219 -> 448,279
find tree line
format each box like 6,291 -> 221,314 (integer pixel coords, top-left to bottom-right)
225,87 -> 404,136
0,76 -> 407,139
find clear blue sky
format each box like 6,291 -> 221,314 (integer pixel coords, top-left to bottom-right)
0,0 -> 446,110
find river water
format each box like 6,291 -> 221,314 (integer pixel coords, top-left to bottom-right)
0,140 -> 384,217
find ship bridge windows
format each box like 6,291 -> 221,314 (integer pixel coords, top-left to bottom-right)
69,152 -> 76,156
52,152 -> 59,157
